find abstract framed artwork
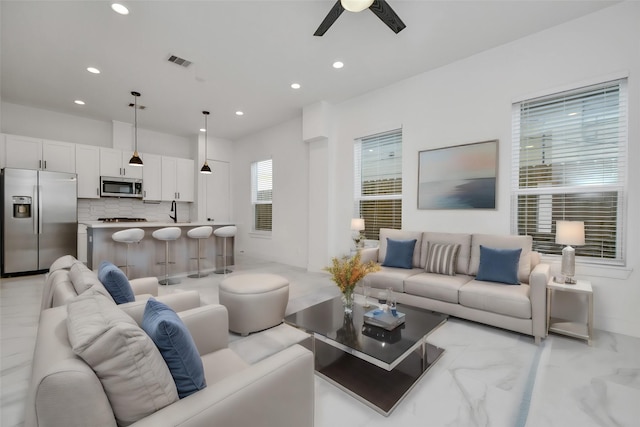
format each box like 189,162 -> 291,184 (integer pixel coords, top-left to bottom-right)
418,140 -> 498,209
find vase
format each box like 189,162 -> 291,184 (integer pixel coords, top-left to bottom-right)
341,289 -> 355,314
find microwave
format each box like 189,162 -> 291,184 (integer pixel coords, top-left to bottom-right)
100,177 -> 143,198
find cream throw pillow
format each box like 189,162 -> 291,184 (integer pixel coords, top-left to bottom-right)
67,291 -> 178,426
425,243 -> 460,276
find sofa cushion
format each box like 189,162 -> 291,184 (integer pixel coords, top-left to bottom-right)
425,243 -> 460,276
382,238 -> 417,269
404,273 -> 473,304
98,261 -> 135,304
67,291 -> 179,426
142,298 -> 207,399
469,234 -> 532,283
475,245 -> 521,285
362,266 -> 422,293
378,228 -> 423,268
69,262 -> 104,295
459,280 -> 532,319
49,254 -> 78,272
201,348 -> 249,384
421,232 -> 472,274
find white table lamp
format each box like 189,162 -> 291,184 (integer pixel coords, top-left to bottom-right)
351,218 -> 365,249
555,220 -> 585,284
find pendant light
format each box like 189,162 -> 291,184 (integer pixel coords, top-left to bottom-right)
200,111 -> 212,174
128,91 -> 143,166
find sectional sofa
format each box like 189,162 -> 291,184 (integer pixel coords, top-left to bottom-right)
25,258 -> 315,427
359,228 -> 550,343
40,255 -> 159,310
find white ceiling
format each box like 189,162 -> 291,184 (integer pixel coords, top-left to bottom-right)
1,1 -> 618,140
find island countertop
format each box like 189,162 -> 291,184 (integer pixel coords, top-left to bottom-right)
81,221 -> 235,229
83,221 -> 235,277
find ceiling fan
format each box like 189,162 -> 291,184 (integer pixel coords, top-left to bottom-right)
314,0 -> 406,36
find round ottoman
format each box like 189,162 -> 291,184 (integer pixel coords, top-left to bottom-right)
219,273 -> 290,336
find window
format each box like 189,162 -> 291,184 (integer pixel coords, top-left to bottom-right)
251,159 -> 272,232
354,129 -> 402,240
512,79 -> 627,264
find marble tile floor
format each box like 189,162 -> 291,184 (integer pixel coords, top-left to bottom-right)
2,255 -> 639,427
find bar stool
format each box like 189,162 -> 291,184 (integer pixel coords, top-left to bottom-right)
214,226 -> 237,274
152,227 -> 182,285
187,226 -> 213,278
111,228 -> 145,277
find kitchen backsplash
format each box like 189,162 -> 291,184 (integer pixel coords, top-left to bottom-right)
78,198 -> 191,222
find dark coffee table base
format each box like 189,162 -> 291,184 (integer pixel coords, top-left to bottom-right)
302,336 -> 445,415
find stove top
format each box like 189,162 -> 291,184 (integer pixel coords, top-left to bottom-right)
98,217 -> 148,223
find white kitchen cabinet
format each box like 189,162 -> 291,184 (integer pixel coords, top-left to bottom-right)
76,144 -> 101,198
4,135 -> 75,173
99,147 -> 143,179
176,158 -> 195,202
161,156 -> 194,202
42,139 -> 76,173
142,153 -> 162,200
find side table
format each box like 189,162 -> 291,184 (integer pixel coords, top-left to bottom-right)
546,278 -> 593,345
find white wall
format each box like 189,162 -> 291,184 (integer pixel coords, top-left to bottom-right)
238,2 -> 639,337
232,117 -> 309,268
1,101 -> 193,159
2,101 -> 112,147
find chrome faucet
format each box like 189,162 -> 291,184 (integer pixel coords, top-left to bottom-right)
169,200 -> 177,223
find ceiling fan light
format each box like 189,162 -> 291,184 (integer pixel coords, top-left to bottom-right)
341,0 -> 374,13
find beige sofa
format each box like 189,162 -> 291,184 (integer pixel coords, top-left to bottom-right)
24,290 -> 315,427
41,255 -> 159,310
359,228 -> 550,343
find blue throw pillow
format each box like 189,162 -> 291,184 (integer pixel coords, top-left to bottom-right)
382,238 -> 417,269
475,245 -> 522,285
142,298 -> 206,399
97,261 -> 135,304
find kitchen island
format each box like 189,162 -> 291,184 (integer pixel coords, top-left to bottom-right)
82,221 -> 235,280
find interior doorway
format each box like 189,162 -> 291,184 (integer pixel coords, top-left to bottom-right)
205,160 -> 231,222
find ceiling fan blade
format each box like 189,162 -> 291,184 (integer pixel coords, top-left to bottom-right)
369,0 -> 406,34
314,0 -> 345,36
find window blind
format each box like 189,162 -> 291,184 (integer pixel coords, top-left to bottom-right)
354,129 -> 402,240
251,159 -> 273,232
512,79 -> 627,264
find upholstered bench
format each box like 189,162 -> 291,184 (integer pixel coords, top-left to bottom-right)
218,273 -> 289,335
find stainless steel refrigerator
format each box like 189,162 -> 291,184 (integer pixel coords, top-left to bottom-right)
1,168 -> 77,277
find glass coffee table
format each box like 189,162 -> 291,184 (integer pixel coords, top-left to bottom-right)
284,296 -> 447,415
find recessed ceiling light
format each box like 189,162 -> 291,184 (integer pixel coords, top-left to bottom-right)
333,61 -> 344,69
200,128 -> 206,132
86,67 -> 100,74
235,111 -> 244,116
111,3 -> 129,15
74,100 -> 85,105
291,83 -> 301,89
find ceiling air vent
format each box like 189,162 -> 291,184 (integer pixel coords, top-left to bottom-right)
168,54 -> 192,68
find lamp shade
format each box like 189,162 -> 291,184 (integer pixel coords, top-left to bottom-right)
341,0 -> 374,12
555,220 -> 585,246
351,218 -> 365,231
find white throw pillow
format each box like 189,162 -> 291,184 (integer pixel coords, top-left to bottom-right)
67,291 -> 178,426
